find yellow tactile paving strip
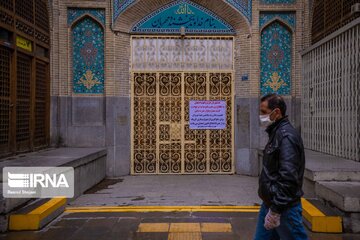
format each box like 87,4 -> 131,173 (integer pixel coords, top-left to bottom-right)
137,222 -> 233,240
201,223 -> 232,232
169,223 -> 201,232
137,223 -> 170,232
168,232 -> 202,240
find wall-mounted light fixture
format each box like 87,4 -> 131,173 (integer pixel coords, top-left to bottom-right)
180,26 -> 186,38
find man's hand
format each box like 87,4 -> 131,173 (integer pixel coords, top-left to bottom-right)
264,209 -> 281,230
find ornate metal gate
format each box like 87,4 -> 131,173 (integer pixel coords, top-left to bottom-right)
131,36 -> 234,174
131,71 -> 234,174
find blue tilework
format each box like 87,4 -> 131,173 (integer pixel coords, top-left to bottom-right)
72,17 -> 104,94
113,0 -> 252,24
260,0 -> 296,4
113,0 -> 136,21
260,21 -> 292,95
131,0 -> 234,34
224,0 -> 252,22
68,8 -> 105,26
260,12 -> 296,29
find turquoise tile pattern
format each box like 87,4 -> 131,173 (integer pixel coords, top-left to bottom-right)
260,0 -> 296,4
260,21 -> 292,95
71,16 -> 104,93
224,0 -> 252,22
68,8 -> 105,26
260,12 -> 296,29
113,0 -> 252,24
131,0 -> 234,34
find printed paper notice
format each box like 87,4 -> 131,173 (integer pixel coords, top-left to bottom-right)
189,100 -> 226,129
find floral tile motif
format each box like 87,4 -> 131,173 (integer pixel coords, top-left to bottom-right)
260,21 -> 292,95
113,0 -> 136,21
72,17 -> 104,93
224,0 -> 252,22
260,0 -> 296,4
68,8 -> 105,26
260,12 -> 296,29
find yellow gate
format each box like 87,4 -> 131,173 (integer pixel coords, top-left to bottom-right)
131,71 -> 234,174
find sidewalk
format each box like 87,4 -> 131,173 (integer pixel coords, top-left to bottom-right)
1,176 -> 360,239
1,211 -> 359,240
68,175 -> 262,207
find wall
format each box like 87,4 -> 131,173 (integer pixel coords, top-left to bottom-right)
50,0 -> 308,177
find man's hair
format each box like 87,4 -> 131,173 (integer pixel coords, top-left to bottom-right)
260,93 -> 287,116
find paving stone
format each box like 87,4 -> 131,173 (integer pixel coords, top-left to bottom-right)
202,232 -> 237,240
69,175 -> 261,207
169,223 -> 201,232
131,232 -> 168,240
200,223 -> 232,232
137,223 -> 169,232
168,232 -> 202,240
1,211 -> 359,239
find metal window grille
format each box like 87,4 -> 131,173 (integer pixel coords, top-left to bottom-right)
35,0 -> 49,32
312,0 -> 360,43
0,46 -> 11,153
15,0 -> 34,23
0,0 -> 14,11
303,21 -> 360,161
16,53 -> 31,146
35,60 -> 47,147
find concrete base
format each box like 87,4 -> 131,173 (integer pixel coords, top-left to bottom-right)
0,147 -> 107,232
315,182 -> 360,213
51,96 -> 131,177
303,177 -> 316,198
305,150 -> 360,182
343,212 -> 360,233
303,150 -> 360,233
315,181 -> 360,233
303,149 -> 360,198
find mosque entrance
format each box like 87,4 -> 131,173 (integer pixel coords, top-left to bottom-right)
131,36 -> 234,174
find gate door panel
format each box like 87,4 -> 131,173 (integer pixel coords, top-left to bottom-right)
131,72 -> 234,174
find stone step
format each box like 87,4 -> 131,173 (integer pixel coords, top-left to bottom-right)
0,147 -> 107,232
315,181 -> 360,213
305,150 -> 360,182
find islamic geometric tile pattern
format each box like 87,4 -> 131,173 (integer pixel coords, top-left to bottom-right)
113,0 -> 252,24
68,8 -> 105,26
259,12 -> 296,29
260,0 -> 296,4
260,21 -> 292,95
72,17 -> 104,93
113,0 -> 135,21
131,0 -> 235,34
224,0 -> 252,22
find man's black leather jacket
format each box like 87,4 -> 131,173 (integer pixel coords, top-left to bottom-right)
258,116 -> 305,214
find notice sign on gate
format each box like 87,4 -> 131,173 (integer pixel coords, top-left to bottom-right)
189,100 -> 226,129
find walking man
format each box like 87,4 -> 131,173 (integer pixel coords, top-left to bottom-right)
254,93 -> 308,240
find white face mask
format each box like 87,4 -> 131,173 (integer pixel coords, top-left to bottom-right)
259,110 -> 275,127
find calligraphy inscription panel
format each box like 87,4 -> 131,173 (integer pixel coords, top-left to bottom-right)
189,100 -> 226,129
131,1 -> 235,34
131,37 -> 233,71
